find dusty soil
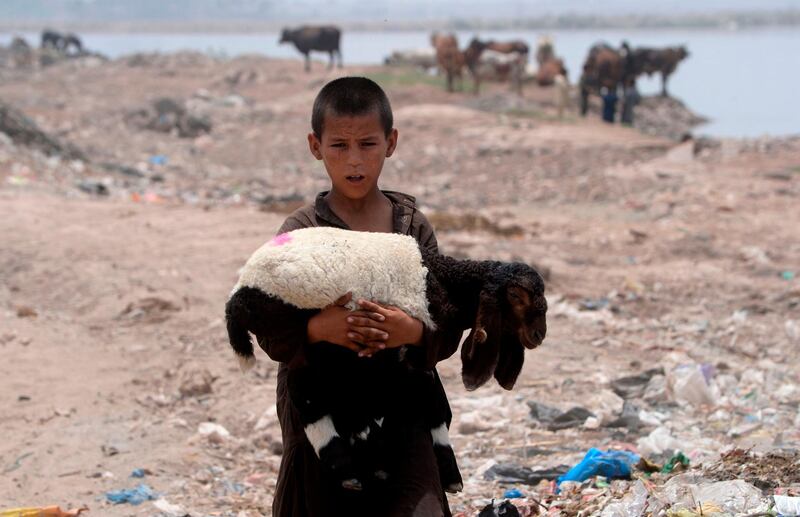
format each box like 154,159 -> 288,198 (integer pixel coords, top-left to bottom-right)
1,53 -> 799,515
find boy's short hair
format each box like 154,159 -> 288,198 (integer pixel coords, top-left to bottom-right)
311,77 -> 393,138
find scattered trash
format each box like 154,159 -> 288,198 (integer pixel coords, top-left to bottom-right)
528,404 -> 597,431
76,180 -> 109,196
774,495 -> 800,516
477,500 -> 521,517
782,271 -> 796,281
149,155 -> 168,166
661,452 -> 690,474
579,297 -> 610,311
610,368 -> 665,399
152,498 -> 188,517
669,364 -> 717,407
557,448 -> 640,486
100,444 -> 120,457
0,506 -> 88,517
105,483 -> 157,505
526,401 -> 561,422
502,487 -> 523,499
483,463 -> 570,485
637,426 -> 683,456
600,479 -> 648,517
130,468 -> 151,478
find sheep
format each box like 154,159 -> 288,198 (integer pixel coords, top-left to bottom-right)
225,227 -> 547,492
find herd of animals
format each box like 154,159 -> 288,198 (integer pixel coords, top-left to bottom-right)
277,25 -> 690,108
31,25 -> 688,110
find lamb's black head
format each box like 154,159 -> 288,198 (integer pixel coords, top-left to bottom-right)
502,262 -> 547,350
462,261 -> 547,392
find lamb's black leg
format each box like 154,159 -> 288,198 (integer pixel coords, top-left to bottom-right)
432,422 -> 462,493
427,370 -> 463,493
287,366 -> 362,490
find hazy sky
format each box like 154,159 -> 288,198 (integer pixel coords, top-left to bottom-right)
1,0 -> 797,22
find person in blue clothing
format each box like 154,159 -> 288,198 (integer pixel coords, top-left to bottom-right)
601,86 -> 619,123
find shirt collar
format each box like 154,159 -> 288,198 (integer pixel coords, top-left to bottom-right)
314,190 -> 417,235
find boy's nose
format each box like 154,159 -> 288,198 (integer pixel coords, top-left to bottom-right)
346,147 -> 363,166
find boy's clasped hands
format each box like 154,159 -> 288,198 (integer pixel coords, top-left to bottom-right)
307,292 -> 423,357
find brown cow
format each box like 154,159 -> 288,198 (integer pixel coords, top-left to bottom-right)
431,32 -> 465,92
632,46 -> 689,96
463,38 -> 526,95
578,43 -> 627,115
535,58 -> 567,87
486,39 -> 529,57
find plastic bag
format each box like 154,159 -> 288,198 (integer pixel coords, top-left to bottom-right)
557,448 -> 640,485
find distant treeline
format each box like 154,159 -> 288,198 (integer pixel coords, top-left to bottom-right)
367,10 -> 800,31
1,10 -> 799,33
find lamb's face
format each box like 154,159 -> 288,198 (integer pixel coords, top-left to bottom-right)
502,264 -> 547,349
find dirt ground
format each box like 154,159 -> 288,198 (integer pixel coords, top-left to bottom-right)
1,53 -> 799,515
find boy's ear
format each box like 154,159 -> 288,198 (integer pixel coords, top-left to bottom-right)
385,128 -> 398,158
308,132 -> 323,160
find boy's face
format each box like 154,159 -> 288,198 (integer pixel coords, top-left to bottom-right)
308,110 -> 398,201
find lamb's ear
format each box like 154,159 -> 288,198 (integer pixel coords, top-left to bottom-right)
493,340 -> 524,390
461,290 -> 502,391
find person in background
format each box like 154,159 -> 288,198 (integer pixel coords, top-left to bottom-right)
601,86 -> 618,123
554,72 -> 570,119
621,77 -> 641,126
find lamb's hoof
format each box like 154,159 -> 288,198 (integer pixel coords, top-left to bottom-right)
373,469 -> 389,480
341,478 -> 363,491
445,482 -> 463,493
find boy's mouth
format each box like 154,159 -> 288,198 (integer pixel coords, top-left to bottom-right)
346,174 -> 366,183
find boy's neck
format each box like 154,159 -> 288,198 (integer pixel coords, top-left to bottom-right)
325,187 -> 392,230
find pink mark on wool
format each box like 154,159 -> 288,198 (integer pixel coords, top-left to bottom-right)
269,233 -> 293,246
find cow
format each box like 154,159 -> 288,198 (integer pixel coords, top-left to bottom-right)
41,29 -> 62,50
486,39 -> 529,58
431,32 -> 465,93
631,46 -> 689,97
578,43 -> 628,116
40,29 -> 84,55
535,58 -> 567,87
62,33 -> 84,54
461,38 -> 527,95
279,26 -> 342,72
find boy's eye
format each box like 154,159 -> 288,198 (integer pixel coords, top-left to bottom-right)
361,142 -> 376,147
331,143 -> 346,148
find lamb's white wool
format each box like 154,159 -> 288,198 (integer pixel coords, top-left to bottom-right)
430,423 -> 451,446
305,415 -> 339,456
234,227 -> 435,329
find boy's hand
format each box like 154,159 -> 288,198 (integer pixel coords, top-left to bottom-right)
347,299 -> 424,357
306,293 -> 391,354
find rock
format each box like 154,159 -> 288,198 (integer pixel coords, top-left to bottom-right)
178,369 -> 215,398
16,305 -> 37,318
0,101 -> 85,160
197,422 -> 231,442
458,411 -> 492,434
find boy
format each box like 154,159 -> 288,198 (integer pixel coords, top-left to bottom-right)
258,77 -> 462,517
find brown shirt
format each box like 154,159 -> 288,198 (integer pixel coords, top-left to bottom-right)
265,191 -> 460,517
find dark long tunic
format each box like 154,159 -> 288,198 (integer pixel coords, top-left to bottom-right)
261,191 -> 462,517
